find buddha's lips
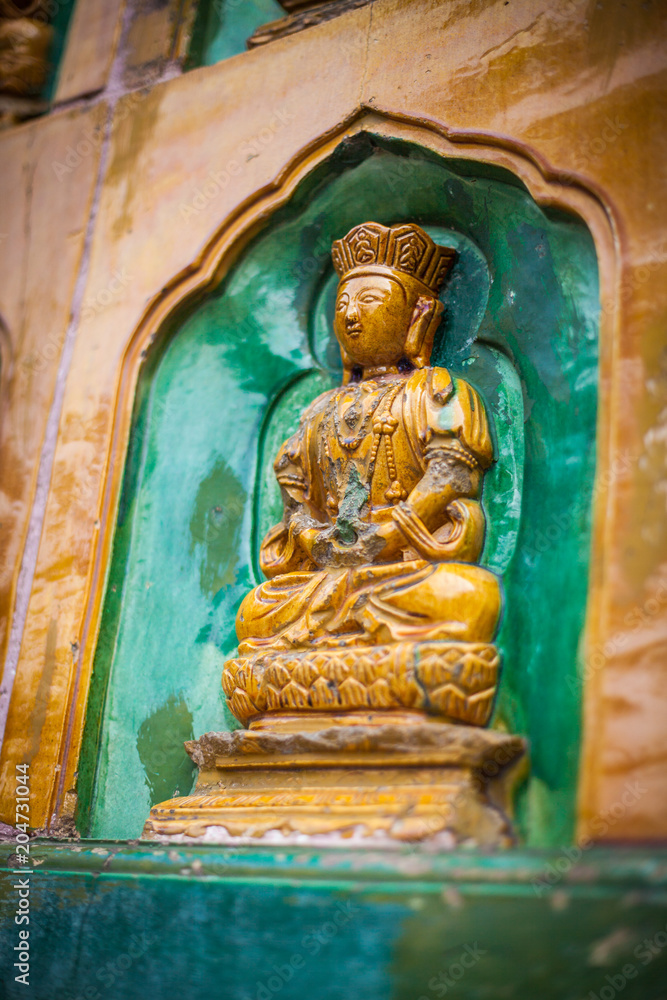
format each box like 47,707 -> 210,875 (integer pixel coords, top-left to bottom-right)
346,324 -> 362,337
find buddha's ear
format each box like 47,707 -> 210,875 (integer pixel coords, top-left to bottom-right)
405,295 -> 444,368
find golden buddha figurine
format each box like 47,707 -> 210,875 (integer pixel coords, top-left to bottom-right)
145,223 -> 525,846
223,222 -> 502,730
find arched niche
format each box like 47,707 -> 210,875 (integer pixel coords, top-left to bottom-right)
80,133 -> 600,844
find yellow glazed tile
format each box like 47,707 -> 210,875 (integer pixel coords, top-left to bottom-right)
55,0 -> 125,103
122,0 -> 195,79
0,104 -> 105,694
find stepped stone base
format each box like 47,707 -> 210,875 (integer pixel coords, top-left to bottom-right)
143,719 -> 526,846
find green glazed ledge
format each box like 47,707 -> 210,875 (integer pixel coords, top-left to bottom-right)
1,841 -> 666,891
1,844 -> 666,1000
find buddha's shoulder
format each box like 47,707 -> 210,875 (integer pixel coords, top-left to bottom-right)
404,365 -> 455,404
299,385 -> 338,421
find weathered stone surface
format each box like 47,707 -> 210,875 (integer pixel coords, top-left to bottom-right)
186,721 -> 526,770
151,722 -> 527,845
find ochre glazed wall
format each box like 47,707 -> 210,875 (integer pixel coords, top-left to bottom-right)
0,0 -> 665,844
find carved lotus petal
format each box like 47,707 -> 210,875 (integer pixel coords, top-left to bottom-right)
221,663 -> 239,698
391,674 -> 424,708
467,688 -> 495,726
265,684 -> 283,712
243,665 -> 262,704
292,659 -> 320,687
459,652 -> 499,690
440,647 -> 465,669
230,689 -> 260,725
428,683 -> 468,720
311,675 -> 339,707
338,676 -> 369,708
367,678 -> 396,709
417,654 -> 455,688
264,662 -> 291,689
355,654 -> 383,685
322,657 -> 351,683
280,681 -> 311,710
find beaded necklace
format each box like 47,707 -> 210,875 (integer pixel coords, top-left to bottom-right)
330,380 -> 407,504
331,383 -> 385,451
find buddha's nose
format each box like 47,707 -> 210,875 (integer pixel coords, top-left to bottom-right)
346,303 -> 360,325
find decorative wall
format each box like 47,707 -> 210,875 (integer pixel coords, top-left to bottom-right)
82,136 -> 599,843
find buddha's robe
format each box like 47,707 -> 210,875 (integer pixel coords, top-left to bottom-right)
237,367 -> 501,654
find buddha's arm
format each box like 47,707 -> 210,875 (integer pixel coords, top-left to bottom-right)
266,407 -> 333,568
372,371 -> 492,563
374,453 -> 482,561
260,469 -> 331,574
279,453 -> 482,567
280,488 -> 330,559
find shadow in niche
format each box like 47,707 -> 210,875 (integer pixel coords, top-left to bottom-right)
80,131 -> 599,847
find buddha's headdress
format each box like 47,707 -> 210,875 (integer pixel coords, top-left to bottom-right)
331,222 -> 456,297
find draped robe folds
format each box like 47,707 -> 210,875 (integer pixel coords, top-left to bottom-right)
237,366 -> 501,654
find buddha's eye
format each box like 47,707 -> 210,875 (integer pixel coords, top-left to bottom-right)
336,296 -> 349,311
359,293 -> 383,304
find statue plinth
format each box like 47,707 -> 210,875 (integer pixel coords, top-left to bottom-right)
143,718 -> 526,845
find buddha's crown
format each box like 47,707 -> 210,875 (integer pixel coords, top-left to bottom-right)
331,221 -> 456,296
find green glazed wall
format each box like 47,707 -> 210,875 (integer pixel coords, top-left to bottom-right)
187,0 -> 285,68
80,135 -> 600,844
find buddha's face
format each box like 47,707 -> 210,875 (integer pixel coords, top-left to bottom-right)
334,274 -> 417,369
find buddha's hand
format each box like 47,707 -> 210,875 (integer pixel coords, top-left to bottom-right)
310,523 -> 384,568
